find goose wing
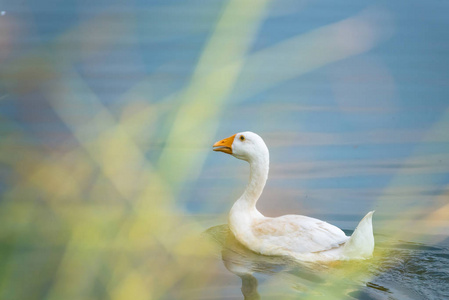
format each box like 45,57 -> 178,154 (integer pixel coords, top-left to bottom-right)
252,215 -> 349,254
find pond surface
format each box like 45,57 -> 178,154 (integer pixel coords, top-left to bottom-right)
199,224 -> 449,299
0,0 -> 448,299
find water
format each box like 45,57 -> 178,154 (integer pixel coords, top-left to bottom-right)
0,0 -> 448,299
203,225 -> 449,299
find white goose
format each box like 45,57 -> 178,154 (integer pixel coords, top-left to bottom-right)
213,131 -> 375,262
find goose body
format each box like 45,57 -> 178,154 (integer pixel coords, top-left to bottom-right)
213,131 -> 374,262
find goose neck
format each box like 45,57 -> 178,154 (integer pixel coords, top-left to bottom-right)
240,155 -> 269,208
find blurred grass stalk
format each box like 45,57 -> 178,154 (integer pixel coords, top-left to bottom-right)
376,106 -> 449,243
0,1 -> 270,299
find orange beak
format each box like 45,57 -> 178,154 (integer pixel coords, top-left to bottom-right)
213,134 -> 236,154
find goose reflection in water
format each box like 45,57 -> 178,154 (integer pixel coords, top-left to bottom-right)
205,224 -> 288,299
205,224 -> 449,299
207,224 -> 291,299
204,224 -> 379,299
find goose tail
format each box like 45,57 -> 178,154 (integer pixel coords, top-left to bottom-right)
343,211 -> 375,259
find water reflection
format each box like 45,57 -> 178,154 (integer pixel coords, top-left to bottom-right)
205,224 -> 370,299
207,225 -> 290,299
204,224 -> 449,299
205,224 -> 289,299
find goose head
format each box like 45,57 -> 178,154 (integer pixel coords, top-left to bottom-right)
213,131 -> 269,163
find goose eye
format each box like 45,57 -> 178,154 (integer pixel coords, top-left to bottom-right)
240,135 -> 245,141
